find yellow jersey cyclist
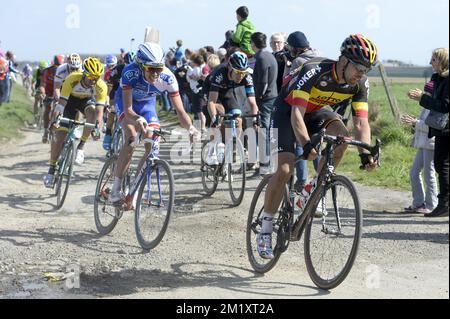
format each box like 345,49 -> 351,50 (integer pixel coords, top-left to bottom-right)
258,34 -> 379,259
43,57 -> 107,188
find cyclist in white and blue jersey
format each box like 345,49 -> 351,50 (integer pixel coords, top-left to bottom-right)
109,42 -> 198,204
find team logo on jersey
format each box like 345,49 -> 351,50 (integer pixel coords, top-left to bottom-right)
124,69 -> 139,81
215,73 -> 224,84
365,78 -> 370,98
160,73 -> 174,85
296,65 -> 322,90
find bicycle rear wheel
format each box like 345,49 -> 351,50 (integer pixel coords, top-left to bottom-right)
94,156 -> 120,235
135,159 -> 174,251
304,175 -> 362,290
55,141 -> 76,210
246,174 -> 287,273
201,141 -> 218,196
227,137 -> 246,206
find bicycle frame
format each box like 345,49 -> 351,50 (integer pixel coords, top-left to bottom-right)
281,131 -> 382,242
122,128 -> 171,210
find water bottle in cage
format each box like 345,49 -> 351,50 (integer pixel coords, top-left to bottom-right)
296,180 -> 316,210
217,142 -> 225,164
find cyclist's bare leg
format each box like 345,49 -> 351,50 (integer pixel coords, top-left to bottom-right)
50,130 -> 69,164
316,120 -> 349,172
135,131 -> 155,178
78,106 -> 96,149
43,99 -> 53,132
264,152 -> 296,215
105,103 -> 116,133
75,110 -> 83,122
114,117 -> 138,180
33,94 -> 42,122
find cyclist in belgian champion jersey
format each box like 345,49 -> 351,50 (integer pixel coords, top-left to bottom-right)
257,34 -> 379,259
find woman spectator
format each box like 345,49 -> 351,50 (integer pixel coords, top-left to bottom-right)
408,48 -> 449,217
401,100 -> 438,213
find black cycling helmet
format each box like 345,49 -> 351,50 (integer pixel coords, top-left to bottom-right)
124,51 -> 136,65
228,51 -> 249,72
340,34 -> 378,68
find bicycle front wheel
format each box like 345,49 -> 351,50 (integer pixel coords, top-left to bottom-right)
135,159 -> 174,251
227,137 -> 246,206
55,141 -> 76,210
94,156 -> 120,235
201,141 -> 218,196
304,175 -> 362,290
246,174 -> 286,273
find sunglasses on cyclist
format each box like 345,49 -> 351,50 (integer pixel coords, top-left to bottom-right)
231,66 -> 248,76
85,74 -> 100,81
348,59 -> 372,74
140,63 -> 164,74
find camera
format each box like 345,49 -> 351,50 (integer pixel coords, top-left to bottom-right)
274,48 -> 294,63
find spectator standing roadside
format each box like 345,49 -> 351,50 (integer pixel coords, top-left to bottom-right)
0,56 -> 9,106
5,51 -> 19,103
175,40 -> 185,66
401,100 -> 438,213
270,32 -> 286,93
408,48 -> 449,217
250,32 -> 278,167
283,31 -> 321,77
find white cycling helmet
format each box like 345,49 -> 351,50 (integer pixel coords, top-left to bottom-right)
135,42 -> 165,68
68,53 -> 82,69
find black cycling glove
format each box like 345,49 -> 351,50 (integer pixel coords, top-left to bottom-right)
359,153 -> 372,167
301,142 -> 315,160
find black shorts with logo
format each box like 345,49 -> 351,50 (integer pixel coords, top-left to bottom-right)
271,99 -> 341,154
61,96 -> 96,129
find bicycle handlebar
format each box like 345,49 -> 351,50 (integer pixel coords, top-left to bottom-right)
56,115 -> 98,130
212,112 -> 260,127
302,129 -> 382,168
135,126 -> 175,146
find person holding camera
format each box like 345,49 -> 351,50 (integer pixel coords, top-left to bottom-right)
282,31 -> 321,78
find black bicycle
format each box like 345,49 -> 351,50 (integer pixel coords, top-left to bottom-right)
246,129 -> 381,289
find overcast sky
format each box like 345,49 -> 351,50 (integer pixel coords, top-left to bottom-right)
1,0 -> 448,65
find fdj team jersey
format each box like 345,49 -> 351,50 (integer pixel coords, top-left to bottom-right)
118,62 -> 180,103
115,62 -> 180,118
280,58 -> 369,118
208,65 -> 255,110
